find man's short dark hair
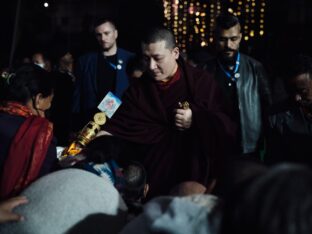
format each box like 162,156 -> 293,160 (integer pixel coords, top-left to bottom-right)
93,17 -> 117,30
122,161 -> 147,202
287,54 -> 312,80
215,13 -> 240,31
141,27 -> 176,49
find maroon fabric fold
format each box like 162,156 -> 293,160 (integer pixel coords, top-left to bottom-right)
156,66 -> 181,90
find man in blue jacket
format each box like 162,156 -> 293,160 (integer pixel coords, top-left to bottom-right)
72,17 -> 133,129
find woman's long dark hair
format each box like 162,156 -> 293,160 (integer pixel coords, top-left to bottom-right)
1,64 -> 53,105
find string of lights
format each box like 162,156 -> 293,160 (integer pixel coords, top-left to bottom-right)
163,0 -> 266,52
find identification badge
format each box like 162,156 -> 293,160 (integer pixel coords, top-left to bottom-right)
97,91 -> 122,118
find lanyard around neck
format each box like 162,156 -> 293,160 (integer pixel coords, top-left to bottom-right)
218,52 -> 240,82
108,62 -> 118,70
104,55 -> 123,70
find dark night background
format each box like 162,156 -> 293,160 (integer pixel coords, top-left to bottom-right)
0,0 -> 311,77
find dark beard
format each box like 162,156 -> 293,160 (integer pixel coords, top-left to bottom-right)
220,51 -> 238,66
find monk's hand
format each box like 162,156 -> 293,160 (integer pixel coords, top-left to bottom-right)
0,196 -> 28,223
174,108 -> 192,130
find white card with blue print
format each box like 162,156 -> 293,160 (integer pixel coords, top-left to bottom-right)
97,91 -> 122,118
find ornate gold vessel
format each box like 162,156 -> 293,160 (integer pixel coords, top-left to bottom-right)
60,112 -> 106,160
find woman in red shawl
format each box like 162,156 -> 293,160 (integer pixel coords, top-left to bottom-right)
0,65 -> 56,199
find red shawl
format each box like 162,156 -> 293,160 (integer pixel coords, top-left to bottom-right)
0,102 -> 53,199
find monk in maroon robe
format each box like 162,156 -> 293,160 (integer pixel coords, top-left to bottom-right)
101,27 -> 237,198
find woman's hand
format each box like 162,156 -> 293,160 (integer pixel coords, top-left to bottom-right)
0,196 -> 28,223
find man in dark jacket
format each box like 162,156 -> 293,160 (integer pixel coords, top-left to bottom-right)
267,55 -> 312,166
72,17 -> 133,129
100,27 -> 236,198
206,13 -> 272,158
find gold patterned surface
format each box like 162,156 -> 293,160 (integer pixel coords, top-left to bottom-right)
94,112 -> 106,125
60,112 -> 106,159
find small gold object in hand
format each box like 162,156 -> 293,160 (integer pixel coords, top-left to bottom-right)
178,101 -> 189,110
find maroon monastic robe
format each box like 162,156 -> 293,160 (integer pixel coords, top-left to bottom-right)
104,59 -> 236,198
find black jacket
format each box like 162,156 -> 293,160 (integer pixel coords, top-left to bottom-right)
267,100 -> 312,166
206,53 -> 272,154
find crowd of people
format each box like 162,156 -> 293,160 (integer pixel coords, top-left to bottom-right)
1,13 -> 312,234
